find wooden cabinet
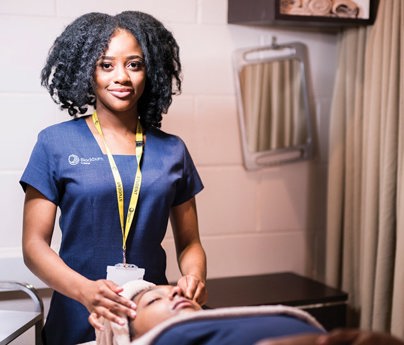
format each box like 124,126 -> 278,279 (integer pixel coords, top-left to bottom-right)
205,272 -> 348,331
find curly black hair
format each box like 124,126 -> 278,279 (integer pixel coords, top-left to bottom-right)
40,11 -> 182,129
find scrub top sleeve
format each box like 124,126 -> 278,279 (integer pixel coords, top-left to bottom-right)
20,131 -> 60,204
172,142 -> 204,206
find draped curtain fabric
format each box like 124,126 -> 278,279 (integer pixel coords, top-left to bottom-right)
325,0 -> 404,337
240,60 -> 305,152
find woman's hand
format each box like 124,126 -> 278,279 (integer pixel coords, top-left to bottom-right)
177,274 -> 207,305
81,279 -> 137,330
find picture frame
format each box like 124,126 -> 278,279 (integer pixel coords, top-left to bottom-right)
228,0 -> 378,27
274,0 -> 377,26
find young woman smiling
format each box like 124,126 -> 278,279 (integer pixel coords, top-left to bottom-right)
20,11 -> 206,345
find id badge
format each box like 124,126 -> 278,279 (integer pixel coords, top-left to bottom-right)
107,263 -> 145,286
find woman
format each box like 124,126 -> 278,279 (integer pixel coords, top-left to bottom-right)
20,11 -> 206,345
96,281 -> 404,345
94,280 -> 324,345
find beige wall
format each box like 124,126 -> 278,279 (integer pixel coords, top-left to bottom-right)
0,1 -> 337,342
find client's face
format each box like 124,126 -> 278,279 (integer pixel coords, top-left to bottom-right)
131,285 -> 202,338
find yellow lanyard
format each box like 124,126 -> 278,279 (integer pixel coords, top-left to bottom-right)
92,111 -> 143,264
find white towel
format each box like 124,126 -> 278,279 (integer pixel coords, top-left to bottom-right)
95,280 -> 155,345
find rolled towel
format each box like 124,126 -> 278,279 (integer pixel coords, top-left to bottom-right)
303,0 -> 333,16
119,280 -> 156,300
332,0 -> 359,18
281,0 -> 312,16
280,0 -> 303,8
280,0 -> 303,13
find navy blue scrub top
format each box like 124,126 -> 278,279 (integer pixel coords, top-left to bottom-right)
20,116 -> 203,345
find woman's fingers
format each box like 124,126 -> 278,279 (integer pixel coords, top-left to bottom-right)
192,279 -> 207,305
84,279 -> 137,327
89,301 -> 135,328
177,275 -> 207,305
103,280 -> 137,310
88,312 -> 105,331
93,306 -> 127,327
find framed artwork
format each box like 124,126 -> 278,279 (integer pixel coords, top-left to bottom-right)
275,0 -> 377,25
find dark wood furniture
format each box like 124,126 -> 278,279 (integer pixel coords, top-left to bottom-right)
205,272 -> 348,331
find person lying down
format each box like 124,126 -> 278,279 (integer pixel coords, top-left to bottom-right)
87,279 -> 325,345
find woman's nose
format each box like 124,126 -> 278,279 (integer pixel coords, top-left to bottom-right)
169,286 -> 183,299
114,65 -> 130,83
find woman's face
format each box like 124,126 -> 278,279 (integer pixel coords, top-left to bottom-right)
131,285 -> 202,339
93,29 -> 146,115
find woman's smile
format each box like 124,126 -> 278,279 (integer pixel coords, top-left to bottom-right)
108,87 -> 134,99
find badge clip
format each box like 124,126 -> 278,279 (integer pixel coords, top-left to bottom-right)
106,263 -> 145,286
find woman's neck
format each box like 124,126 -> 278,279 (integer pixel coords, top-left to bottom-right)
87,109 -> 142,155
95,108 -> 138,135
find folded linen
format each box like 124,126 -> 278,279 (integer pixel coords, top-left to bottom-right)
303,0 -> 333,16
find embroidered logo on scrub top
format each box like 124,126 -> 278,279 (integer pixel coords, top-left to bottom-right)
68,154 -> 104,166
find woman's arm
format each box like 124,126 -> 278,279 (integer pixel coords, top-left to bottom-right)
22,186 -> 136,330
170,196 -> 207,304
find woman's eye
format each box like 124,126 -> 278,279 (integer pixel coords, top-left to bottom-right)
100,62 -> 113,70
146,297 -> 160,306
128,61 -> 144,71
